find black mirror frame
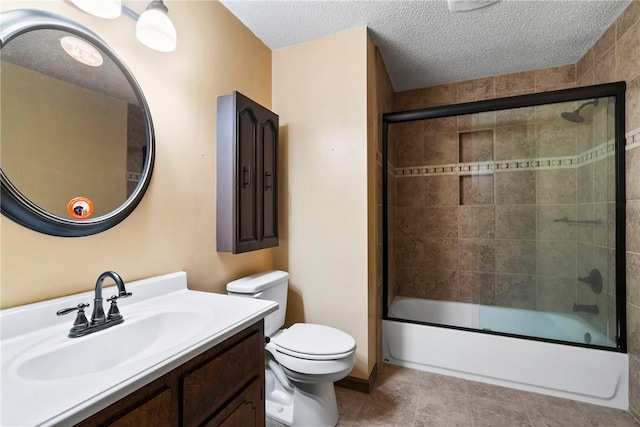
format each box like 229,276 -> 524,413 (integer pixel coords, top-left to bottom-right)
0,9 -> 155,237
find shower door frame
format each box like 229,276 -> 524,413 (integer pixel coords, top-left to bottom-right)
382,81 -> 627,352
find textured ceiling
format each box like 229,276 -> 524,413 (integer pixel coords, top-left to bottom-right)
2,29 -> 138,105
220,0 -> 631,92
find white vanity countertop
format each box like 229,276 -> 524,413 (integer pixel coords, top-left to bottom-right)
0,272 -> 278,427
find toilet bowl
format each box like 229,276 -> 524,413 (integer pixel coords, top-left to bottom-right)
227,271 -> 356,427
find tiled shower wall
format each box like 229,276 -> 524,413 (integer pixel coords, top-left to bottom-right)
389,65 -> 586,314
126,104 -> 146,197
390,100 -> 616,330
385,0 -> 640,416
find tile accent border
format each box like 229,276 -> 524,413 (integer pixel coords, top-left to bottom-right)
626,127 -> 640,151
394,138 -> 624,178
382,127 -> 639,177
127,172 -> 142,182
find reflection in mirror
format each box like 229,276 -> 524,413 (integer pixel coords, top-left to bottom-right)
1,28 -> 145,219
0,9 -> 154,237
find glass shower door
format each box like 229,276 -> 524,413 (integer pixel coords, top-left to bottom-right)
384,85 -> 625,350
471,95 -> 619,348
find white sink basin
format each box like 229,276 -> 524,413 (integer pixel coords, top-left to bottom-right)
15,307 -> 210,381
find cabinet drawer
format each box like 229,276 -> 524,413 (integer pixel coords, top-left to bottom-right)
75,373 -> 178,427
109,389 -> 174,427
182,330 -> 263,427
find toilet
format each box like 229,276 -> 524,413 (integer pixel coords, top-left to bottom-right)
227,270 -> 356,427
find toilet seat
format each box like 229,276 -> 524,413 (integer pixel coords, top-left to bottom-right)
266,324 -> 356,378
272,323 -> 356,360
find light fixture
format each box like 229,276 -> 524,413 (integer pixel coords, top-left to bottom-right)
60,36 -> 104,66
71,0 -> 177,53
135,0 -> 177,52
71,0 -> 122,19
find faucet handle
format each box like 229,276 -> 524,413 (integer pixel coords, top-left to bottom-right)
106,292 -> 131,321
57,303 -> 90,336
56,303 -> 89,316
107,291 -> 132,302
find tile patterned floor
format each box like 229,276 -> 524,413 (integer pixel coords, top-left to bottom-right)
267,363 -> 640,427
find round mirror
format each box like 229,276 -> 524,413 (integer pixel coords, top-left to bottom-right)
0,9 -> 154,237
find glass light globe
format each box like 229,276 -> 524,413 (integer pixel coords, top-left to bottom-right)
71,0 -> 121,19
136,8 -> 177,52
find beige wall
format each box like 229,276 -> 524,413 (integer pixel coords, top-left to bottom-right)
272,27 -> 371,379
2,62 -> 127,218
0,0 -> 274,308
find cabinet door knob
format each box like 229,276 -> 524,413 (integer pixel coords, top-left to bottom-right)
243,166 -> 252,188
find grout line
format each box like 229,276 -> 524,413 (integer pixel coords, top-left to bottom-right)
465,378 -> 475,427
629,406 -> 640,425
517,390 -> 535,427
410,381 -> 419,427
575,401 -> 597,427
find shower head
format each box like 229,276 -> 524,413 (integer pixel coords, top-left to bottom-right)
560,99 -> 599,123
560,110 -> 585,123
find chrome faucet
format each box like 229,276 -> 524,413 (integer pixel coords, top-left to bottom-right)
57,271 -> 132,338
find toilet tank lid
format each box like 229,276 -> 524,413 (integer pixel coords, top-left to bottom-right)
226,270 -> 289,294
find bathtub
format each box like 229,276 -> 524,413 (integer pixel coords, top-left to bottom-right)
383,297 -> 629,409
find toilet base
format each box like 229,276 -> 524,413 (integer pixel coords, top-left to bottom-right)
266,381 -> 339,427
265,361 -> 340,427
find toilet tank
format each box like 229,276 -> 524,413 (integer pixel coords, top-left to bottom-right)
226,270 -> 288,337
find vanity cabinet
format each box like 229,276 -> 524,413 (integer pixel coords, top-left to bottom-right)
75,321 -> 265,427
217,91 -> 279,254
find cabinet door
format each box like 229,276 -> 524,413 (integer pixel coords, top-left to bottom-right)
235,100 -> 260,253
259,115 -> 278,249
216,91 -> 278,254
109,389 -> 174,427
74,374 -> 179,427
182,328 -> 263,427
203,379 -> 264,427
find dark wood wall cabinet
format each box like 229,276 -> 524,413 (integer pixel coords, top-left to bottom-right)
217,91 -> 279,253
75,321 -> 265,427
